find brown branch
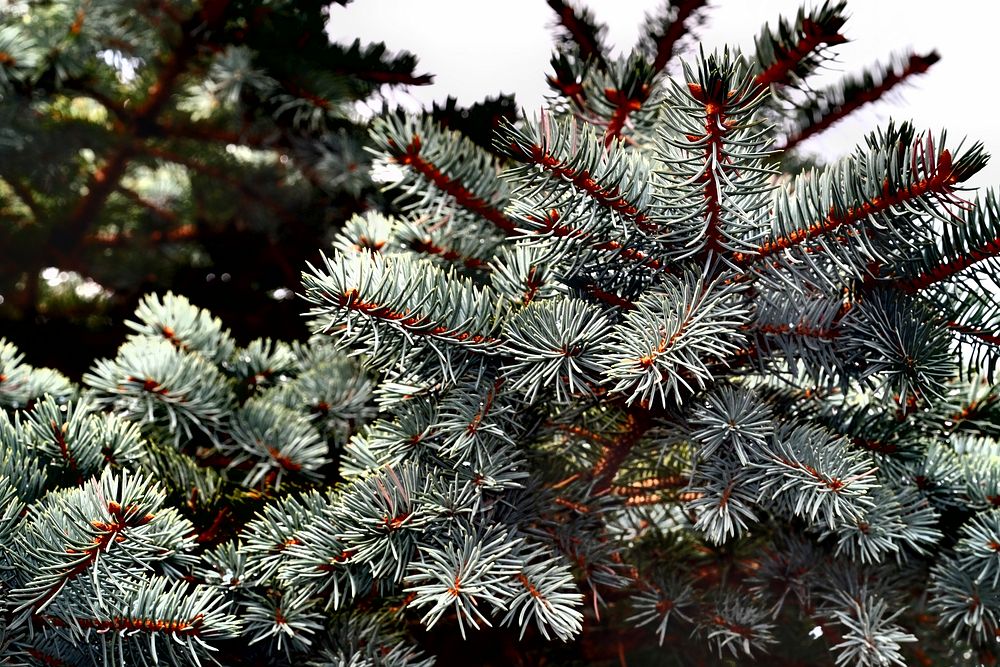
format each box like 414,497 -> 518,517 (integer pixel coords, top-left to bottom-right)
734,148 -> 958,268
603,86 -> 650,146
539,209 -> 664,270
649,0 -> 709,73
31,502 -> 155,613
408,237 -> 487,270
546,0 -> 606,67
24,649 -> 68,667
504,141 -> 656,233
783,52 -> 940,152
591,410 -> 652,493
391,135 -> 516,233
947,322 -> 1000,347
56,148 -> 134,253
2,176 -> 44,224
611,475 -> 687,496
754,18 -> 847,88
346,70 -> 433,86
195,506 -> 231,544
901,236 -> 1000,292
115,185 -> 180,223
687,80 -> 731,255
141,146 -> 296,226
750,322 -> 839,340
321,288 -> 500,346
41,613 -> 205,636
155,118 -> 278,148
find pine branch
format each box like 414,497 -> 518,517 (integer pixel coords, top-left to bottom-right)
641,0 -> 710,73
375,116 -> 516,234
736,126 -> 986,269
41,613 -> 203,636
499,114 -> 656,232
782,51 -> 940,151
546,0 -> 608,69
899,191 -> 1000,292
753,1 -> 848,88
15,480 -> 159,615
603,271 -> 750,409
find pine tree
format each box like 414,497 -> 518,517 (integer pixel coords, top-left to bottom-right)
3,1 -> 1000,666
0,0 -> 434,374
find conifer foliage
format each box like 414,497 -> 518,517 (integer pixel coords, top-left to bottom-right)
0,0 -> 432,372
3,1 -> 1000,666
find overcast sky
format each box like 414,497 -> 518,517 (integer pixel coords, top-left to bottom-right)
329,0 -> 999,190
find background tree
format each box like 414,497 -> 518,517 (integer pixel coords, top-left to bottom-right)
0,0 -> 437,375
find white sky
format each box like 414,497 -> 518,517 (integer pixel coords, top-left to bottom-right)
329,0 -> 1000,190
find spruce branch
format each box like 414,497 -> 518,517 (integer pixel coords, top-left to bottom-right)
327,38 -> 433,87
372,114 -> 516,234
404,528 -> 519,638
332,463 -> 431,584
37,577 -> 241,663
545,0 -> 608,70
83,337 -> 235,444
755,424 -> 877,530
699,592 -> 776,658
55,0 -> 233,257
302,250 -> 503,378
840,290 -> 955,405
687,458 -> 760,543
19,395 -> 146,481
783,51 -> 941,151
501,297 -> 613,403
639,0 -> 711,73
127,292 -> 235,365
627,574 -> 696,644
6,469 -> 197,621
899,189 -> 1000,292
223,398 -> 329,490
828,592 -> 916,667
655,49 -> 775,258
500,545 -> 585,641
602,271 -> 750,408
736,123 -> 987,271
4,1 -> 999,663
593,56 -> 656,146
499,112 -> 657,233
753,0 -> 848,89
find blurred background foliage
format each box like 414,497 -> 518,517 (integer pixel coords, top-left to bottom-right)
0,0 -> 460,375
